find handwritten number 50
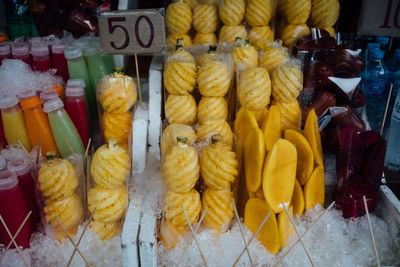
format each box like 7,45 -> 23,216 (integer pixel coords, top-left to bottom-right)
107,16 -> 154,49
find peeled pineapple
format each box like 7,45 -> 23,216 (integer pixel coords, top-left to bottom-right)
233,38 -> 258,70
245,0 -> 272,27
280,24 -> 311,47
202,189 -> 234,232
193,4 -> 218,33
197,119 -> 233,146
200,135 -> 238,190
219,25 -> 247,43
162,137 -> 200,193
197,46 -> 218,67
219,0 -> 245,25
167,34 -> 192,50
193,32 -> 218,45
166,1 -> 192,34
164,61 -> 197,95
237,67 -> 271,111
275,100 -> 301,131
248,26 -> 273,45
311,0 -> 340,27
161,124 -> 196,156
271,63 -> 302,103
167,39 -> 195,63
283,0 -> 311,24
259,46 -> 288,71
198,60 -> 231,97
165,94 -> 197,125
197,96 -> 228,123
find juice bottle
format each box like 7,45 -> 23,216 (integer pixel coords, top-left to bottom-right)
12,42 -> 31,66
7,157 -> 40,231
64,46 -> 97,120
52,42 -> 69,82
0,111 -> 7,148
0,43 -> 11,65
43,83 -> 64,102
40,90 -> 58,103
18,90 -> 58,155
0,170 -> 33,248
65,82 -> 90,147
84,45 -> 108,93
43,98 -> 85,158
0,96 -> 31,151
31,43 -> 51,72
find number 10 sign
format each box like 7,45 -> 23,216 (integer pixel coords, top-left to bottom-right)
99,9 -> 166,55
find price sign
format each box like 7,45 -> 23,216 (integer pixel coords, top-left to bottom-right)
359,0 -> 400,37
99,9 -> 166,55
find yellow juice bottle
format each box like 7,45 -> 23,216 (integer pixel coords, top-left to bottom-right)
0,97 -> 32,151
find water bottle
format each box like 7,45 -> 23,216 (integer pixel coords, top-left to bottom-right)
363,49 -> 390,132
387,49 -> 400,97
4,0 -> 35,39
376,36 -> 390,52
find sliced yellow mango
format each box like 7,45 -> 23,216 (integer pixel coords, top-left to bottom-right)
284,129 -> 314,185
234,108 -> 259,164
278,206 -> 294,248
261,105 -> 281,152
244,198 -> 280,254
262,139 -> 297,214
304,109 -> 323,167
304,166 -> 325,211
291,179 -> 304,215
248,186 -> 265,200
245,127 -> 266,192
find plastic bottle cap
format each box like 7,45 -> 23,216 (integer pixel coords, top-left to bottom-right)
43,97 -> 64,113
30,44 -> 49,56
0,44 -> 10,56
51,43 -> 66,54
66,86 -> 84,97
12,42 -> 29,56
17,89 -> 36,100
67,79 -> 85,88
0,156 -> 6,171
376,36 -> 389,45
40,90 -> 59,102
370,49 -> 385,59
64,46 -> 83,59
28,37 -> 43,46
20,95 -> 42,110
0,96 -> 19,109
0,170 -> 18,189
83,45 -> 100,56
7,157 -> 32,175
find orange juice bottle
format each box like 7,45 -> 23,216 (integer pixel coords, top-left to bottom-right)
18,90 -> 58,155
0,96 -> 31,151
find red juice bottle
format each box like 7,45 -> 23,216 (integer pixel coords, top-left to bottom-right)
51,42 -> 69,82
65,82 -> 90,147
7,158 -> 40,232
12,42 -> 31,67
0,170 -> 33,248
0,43 -> 11,65
31,44 -> 51,72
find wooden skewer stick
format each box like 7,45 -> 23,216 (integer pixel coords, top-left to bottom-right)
181,206 -> 208,267
66,208 -> 96,267
84,138 -> 92,160
64,138 -> 75,154
176,207 -> 208,267
363,196 -> 380,267
232,212 -> 271,267
0,215 -> 29,267
17,139 -> 29,157
231,200 -> 254,267
0,211 -> 32,263
54,216 -> 91,267
380,83 -> 394,136
274,201 -> 335,267
282,204 -> 314,267
134,54 -> 142,104
36,139 -> 42,165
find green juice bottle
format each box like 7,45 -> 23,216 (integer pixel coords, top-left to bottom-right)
43,98 -> 85,158
84,46 -> 108,93
64,46 -> 97,120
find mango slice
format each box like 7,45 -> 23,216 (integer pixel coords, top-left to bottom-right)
291,179 -> 304,215
248,186 -> 265,199
284,129 -> 314,185
234,108 -> 259,164
304,109 -> 323,167
245,127 -> 266,192
261,105 -> 281,152
304,166 -> 325,211
262,139 -> 297,214
277,206 -> 294,248
244,198 -> 280,254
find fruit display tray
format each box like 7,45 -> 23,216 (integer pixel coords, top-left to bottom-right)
120,56 -> 400,267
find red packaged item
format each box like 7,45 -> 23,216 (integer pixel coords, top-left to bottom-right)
66,9 -> 98,37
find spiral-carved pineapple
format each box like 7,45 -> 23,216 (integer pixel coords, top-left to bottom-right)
284,0 -> 311,24
165,95 -> 197,125
233,40 -> 258,70
238,67 -> 271,111
166,2 -> 192,34
164,61 -> 197,95
280,24 -> 311,47
197,119 -> 233,146
197,97 -> 228,123
271,63 -> 302,103
311,0 -> 340,27
193,4 -> 218,33
248,26 -> 273,45
245,0 -> 272,27
259,46 -> 288,71
198,60 -> 231,97
201,189 -> 234,232
161,124 -> 196,156
275,100 -> 301,131
193,33 -> 217,45
219,25 -> 247,43
167,34 -> 192,50
219,0 -> 245,26
162,137 -> 200,193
